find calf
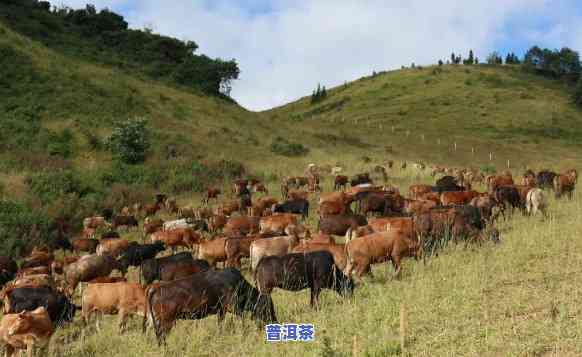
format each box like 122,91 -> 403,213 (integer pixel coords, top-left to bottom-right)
272,199 -> 309,220
255,251 -> 354,309
345,231 -> 421,279
493,185 -> 522,217
144,269 -> 276,346
82,282 -> 147,331
0,307 -> 53,357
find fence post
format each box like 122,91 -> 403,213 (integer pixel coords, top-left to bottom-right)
454,142 -> 457,151
489,152 -> 493,161
507,159 -> 510,168
471,147 -> 474,156
352,335 -> 358,357
400,304 -> 407,352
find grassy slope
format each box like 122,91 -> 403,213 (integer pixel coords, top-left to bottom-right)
264,65 -> 582,172
53,174 -> 582,357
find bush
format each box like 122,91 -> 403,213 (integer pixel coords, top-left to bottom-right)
47,128 -> 74,158
0,200 -> 51,256
270,137 -> 309,157
574,77 -> 582,107
106,117 -> 150,164
25,169 -> 92,204
481,164 -> 497,174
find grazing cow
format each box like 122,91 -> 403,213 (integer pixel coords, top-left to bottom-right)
72,239 -> 99,254
3,287 -> 77,324
82,282 -> 147,331
165,198 -> 179,216
143,202 -> 162,218
118,242 -> 166,271
0,257 -> 18,286
249,233 -> 301,271
216,200 -> 241,216
493,186 -> 522,217
525,188 -> 547,217
255,251 -> 354,309
225,237 -> 261,269
367,217 -> 414,235
251,183 -> 269,195
292,241 -> 347,270
249,197 -> 277,217
409,184 -> 433,199
83,216 -> 108,230
88,277 -> 127,284
0,307 -> 53,357
16,267 -> 50,278
403,199 -> 437,216
536,170 -> 557,190
151,228 -> 201,252
318,214 -> 368,236
318,200 -> 351,218
344,231 -> 421,279
469,195 -> 497,222
96,238 -> 136,258
488,174 -> 514,193
514,185 -> 535,206
144,218 -> 164,235
141,252 -> 193,284
350,173 -> 372,187
63,254 -> 125,295
440,191 -> 479,206
287,189 -> 309,201
111,215 -> 139,230
144,268 -> 276,346
163,218 -> 193,231
196,238 -> 228,268
20,251 -> 53,270
156,259 -> 210,283
232,179 -> 249,195
177,206 -> 196,219
208,215 -> 228,233
272,199 -> 309,219
259,214 -> 299,235
554,173 -> 576,199
121,206 -> 131,216
224,216 -> 261,236
82,227 -> 97,239
203,188 -> 221,204
334,175 -> 349,191
101,231 -> 121,240
10,274 -> 54,290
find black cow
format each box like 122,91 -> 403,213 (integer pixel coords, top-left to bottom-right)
436,175 -> 457,187
334,175 -> 348,191
144,268 -> 276,345
102,208 -> 114,221
318,214 -> 368,236
350,173 -> 372,187
0,256 -> 18,286
272,199 -> 309,219
493,185 -> 521,218
536,170 -> 557,190
119,241 -> 166,271
101,230 -> 121,240
4,286 -> 77,324
112,215 -> 139,230
254,251 -> 354,309
141,252 -> 193,284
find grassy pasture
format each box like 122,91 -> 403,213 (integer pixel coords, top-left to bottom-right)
39,168 -> 582,357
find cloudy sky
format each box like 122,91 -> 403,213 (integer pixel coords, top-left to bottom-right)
62,0 -> 582,111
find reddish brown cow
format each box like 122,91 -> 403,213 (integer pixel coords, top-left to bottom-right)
224,216 -> 260,236
554,173 -> 576,199
344,231 -> 420,279
208,215 -> 228,233
417,192 -> 441,205
151,228 -> 201,252
408,184 -> 433,200
249,197 -> 278,217
0,306 -> 53,357
292,241 -> 348,270
196,238 -> 228,267
403,199 -> 438,216
16,267 -> 50,278
143,202 -> 162,217
21,252 -> 53,270
439,191 -> 479,206
203,188 -> 221,204
287,189 -> 309,201
216,200 -> 241,216
225,237 -> 260,268
87,277 -> 127,284
96,239 -> 133,258
334,175 -> 349,191
72,239 -> 99,254
318,200 -> 350,218
144,218 -> 164,235
259,214 -> 299,235
488,175 -> 514,193
63,254 -> 125,295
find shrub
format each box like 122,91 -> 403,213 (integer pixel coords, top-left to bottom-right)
106,117 -> 150,164
270,137 -> 309,157
481,164 -> 497,174
47,128 -> 74,158
0,200 -> 51,256
25,169 -> 92,204
574,77 -> 582,107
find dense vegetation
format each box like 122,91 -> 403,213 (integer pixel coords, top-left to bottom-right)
0,0 -> 240,98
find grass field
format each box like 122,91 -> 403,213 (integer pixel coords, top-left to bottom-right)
42,170 -> 582,357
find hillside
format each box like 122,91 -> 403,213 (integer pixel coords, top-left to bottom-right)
264,65 -> 582,171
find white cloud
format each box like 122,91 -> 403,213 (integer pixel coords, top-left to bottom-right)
62,0 -> 582,111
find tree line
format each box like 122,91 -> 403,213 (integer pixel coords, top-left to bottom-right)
0,0 -> 240,98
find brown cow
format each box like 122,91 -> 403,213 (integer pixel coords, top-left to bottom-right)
72,239 -> 99,254
249,233 -> 300,271
63,254 -> 125,295
249,197 -> 278,217
417,192 -> 441,205
144,218 -> 164,235
554,173 -> 576,199
403,199 -> 438,216
216,200 -> 241,216
0,306 -> 53,357
287,189 -> 309,201
367,217 -> 414,236
334,175 -> 349,191
203,188 -> 221,204
439,191 -> 479,206
252,183 -> 269,194
151,228 -> 201,252
83,216 -> 108,230
16,267 -> 50,278
514,185 -> 535,206
208,215 -> 228,233
87,277 -> 127,284
224,216 -> 260,236
470,195 -> 497,222
344,231 -> 420,279
196,238 -> 228,268
488,174 -> 514,193
408,184 -> 433,199
82,282 -> 147,331
8,275 -> 54,291
259,214 -> 299,235
96,239 -> 134,258
292,241 -> 347,270
318,200 -> 350,218
21,252 -> 53,270
225,237 -> 259,268
143,202 -> 162,217
82,227 -> 97,239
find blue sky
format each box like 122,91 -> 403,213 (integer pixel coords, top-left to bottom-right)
63,0 -> 582,110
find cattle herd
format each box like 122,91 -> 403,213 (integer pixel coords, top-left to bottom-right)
0,163 -> 577,355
